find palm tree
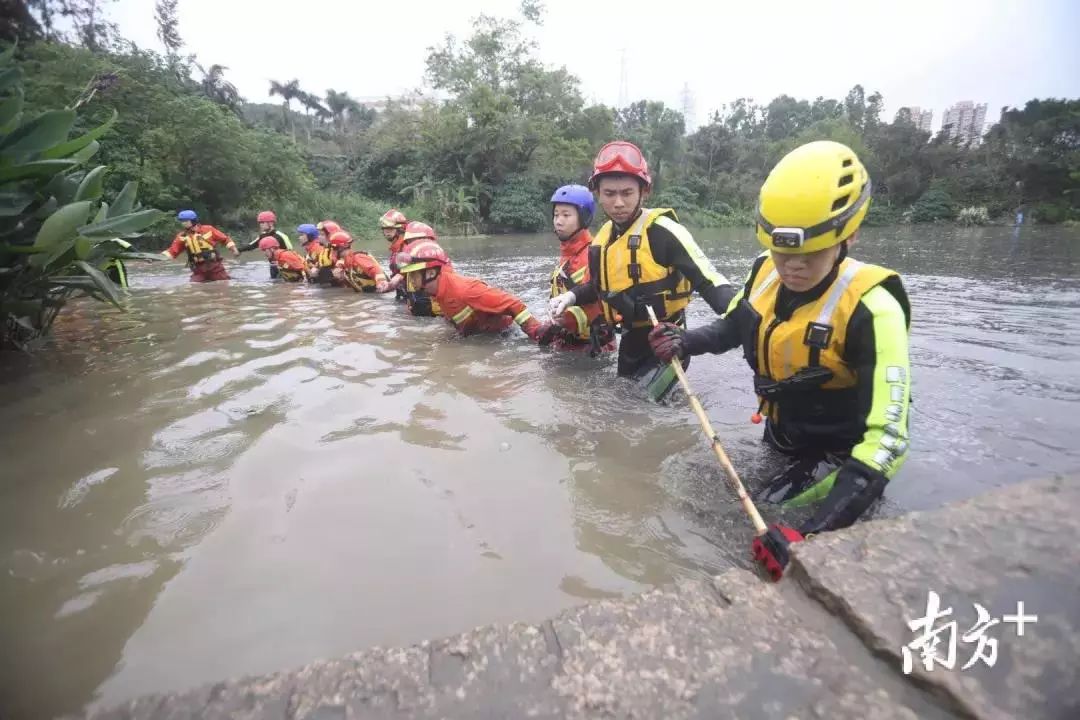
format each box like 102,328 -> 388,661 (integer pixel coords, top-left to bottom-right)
324,89 -> 351,133
293,90 -> 328,140
269,78 -> 301,138
198,63 -> 242,113
296,90 -> 328,119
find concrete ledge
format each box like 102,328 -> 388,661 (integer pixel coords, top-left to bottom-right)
84,477 -> 1079,720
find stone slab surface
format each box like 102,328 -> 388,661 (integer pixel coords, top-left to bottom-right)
83,477 -> 1079,720
793,475 -> 1080,720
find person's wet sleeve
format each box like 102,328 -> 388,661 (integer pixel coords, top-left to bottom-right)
649,217 -> 734,315
682,289 -> 749,356
162,234 -> 185,258
463,277 -> 533,324
845,285 -> 911,479
795,285 -> 911,536
679,253 -> 765,356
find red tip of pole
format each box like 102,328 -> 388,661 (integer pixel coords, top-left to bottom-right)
750,413 -> 762,424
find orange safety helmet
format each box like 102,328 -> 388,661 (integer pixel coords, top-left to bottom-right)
379,209 -> 408,230
317,220 -> 342,237
328,230 -> 353,249
397,242 -> 450,274
257,236 -> 280,251
257,210 -> 277,223
589,140 -> 652,190
402,220 -> 437,243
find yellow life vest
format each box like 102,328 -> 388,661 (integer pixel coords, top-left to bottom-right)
592,208 -> 694,327
550,262 -> 587,298
747,255 -> 899,420
310,247 -> 336,269
183,231 -> 218,264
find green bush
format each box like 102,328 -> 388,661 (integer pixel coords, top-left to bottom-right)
0,43 -> 163,350
487,174 -> 549,232
909,180 -> 957,223
1031,201 -> 1073,224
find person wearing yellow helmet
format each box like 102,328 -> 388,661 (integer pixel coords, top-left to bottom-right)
648,140 -> 911,573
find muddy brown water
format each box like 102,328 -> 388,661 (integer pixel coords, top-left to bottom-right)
2,225 -> 1079,719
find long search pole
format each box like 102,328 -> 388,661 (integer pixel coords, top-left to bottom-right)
646,306 -> 767,535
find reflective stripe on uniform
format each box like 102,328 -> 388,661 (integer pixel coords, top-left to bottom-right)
815,260 -> 863,326
514,310 -> 533,325
567,306 -> 589,336
452,306 -> 475,324
749,269 -> 779,303
652,214 -> 728,286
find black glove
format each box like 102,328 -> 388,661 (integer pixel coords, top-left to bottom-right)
588,317 -> 615,358
648,322 -> 685,362
797,460 -> 888,536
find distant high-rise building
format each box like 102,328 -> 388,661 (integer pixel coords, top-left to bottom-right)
897,106 -> 933,133
942,101 -> 989,145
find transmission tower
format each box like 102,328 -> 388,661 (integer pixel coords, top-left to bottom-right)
681,82 -> 696,133
618,49 -> 629,108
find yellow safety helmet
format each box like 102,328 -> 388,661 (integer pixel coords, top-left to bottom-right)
755,141 -> 872,254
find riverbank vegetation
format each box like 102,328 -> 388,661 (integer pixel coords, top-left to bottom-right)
4,0 -> 1078,242
0,42 -> 162,350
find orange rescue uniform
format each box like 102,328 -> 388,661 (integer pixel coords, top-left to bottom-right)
550,229 -> 613,352
431,269 -> 535,336
338,251 -> 387,292
164,224 -> 234,282
273,249 -> 307,281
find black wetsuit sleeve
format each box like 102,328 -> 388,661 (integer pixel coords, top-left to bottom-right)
680,253 -> 766,356
647,222 -> 735,315
681,299 -> 750,356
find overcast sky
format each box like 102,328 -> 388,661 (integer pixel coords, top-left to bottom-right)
110,0 -> 1079,132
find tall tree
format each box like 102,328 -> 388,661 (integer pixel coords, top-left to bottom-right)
269,78 -> 300,138
65,0 -> 119,51
844,84 -> 866,130
0,0 -> 43,43
325,89 -> 364,133
154,0 -> 182,54
198,62 -> 241,113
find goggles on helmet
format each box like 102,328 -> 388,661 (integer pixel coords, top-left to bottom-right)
593,142 -> 646,175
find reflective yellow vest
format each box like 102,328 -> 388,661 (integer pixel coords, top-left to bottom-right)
592,208 -> 694,327
747,255 -> 902,421
309,246 -> 336,269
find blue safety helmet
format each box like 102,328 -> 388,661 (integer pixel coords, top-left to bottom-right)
296,223 -> 319,241
176,209 -> 198,222
550,184 -> 595,228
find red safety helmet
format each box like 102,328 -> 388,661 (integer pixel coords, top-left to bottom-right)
257,236 -> 280,251
402,220 -> 437,243
328,230 -> 353,248
588,140 -> 652,190
379,209 -> 408,229
397,242 -> 450,274
317,220 -> 342,236
257,211 -> 277,223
